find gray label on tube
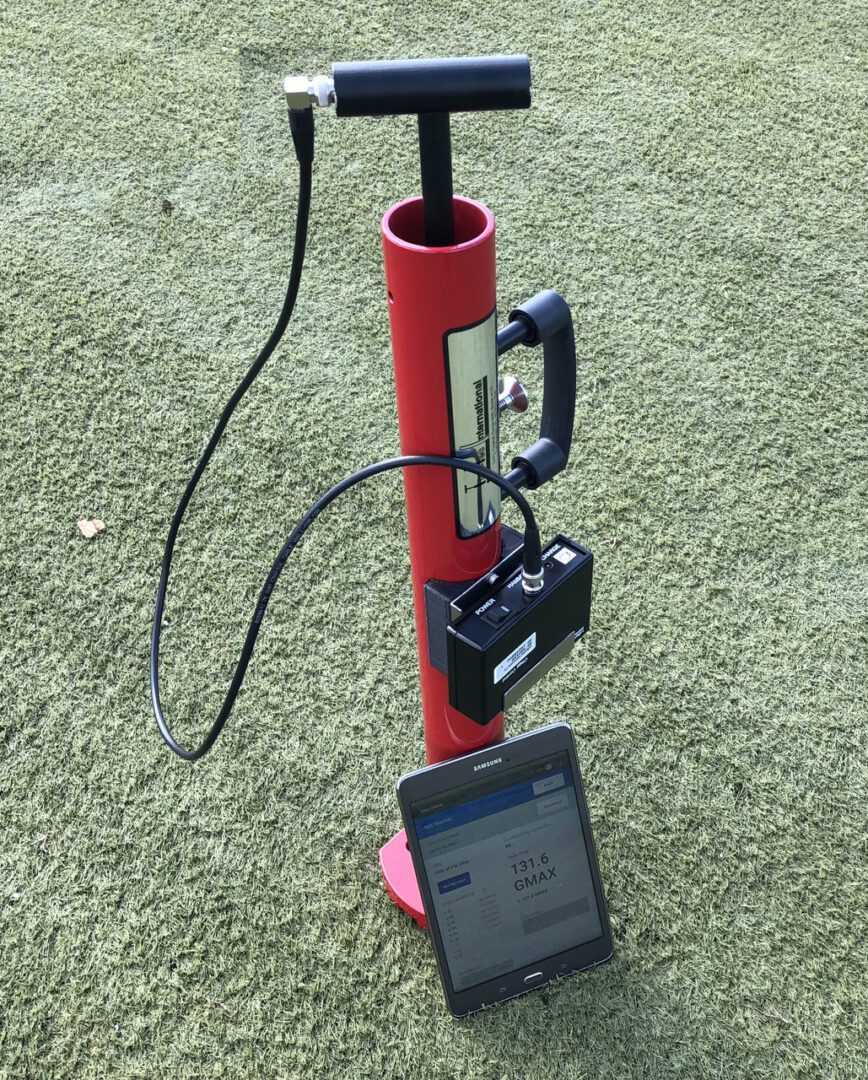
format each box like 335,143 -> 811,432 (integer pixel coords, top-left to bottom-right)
445,311 -> 500,537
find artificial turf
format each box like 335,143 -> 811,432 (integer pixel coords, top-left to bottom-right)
1,1 -> 867,1076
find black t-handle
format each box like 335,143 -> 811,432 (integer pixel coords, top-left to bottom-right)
331,56 -> 531,246
332,56 -> 531,117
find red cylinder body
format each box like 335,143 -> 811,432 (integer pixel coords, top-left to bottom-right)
382,196 -> 504,764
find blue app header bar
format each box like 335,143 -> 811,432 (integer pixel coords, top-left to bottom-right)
415,768 -> 572,839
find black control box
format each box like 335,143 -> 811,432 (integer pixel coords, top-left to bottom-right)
444,535 -> 593,725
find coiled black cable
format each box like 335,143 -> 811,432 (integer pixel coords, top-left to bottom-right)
150,107 -> 541,761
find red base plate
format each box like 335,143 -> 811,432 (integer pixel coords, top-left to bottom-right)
379,829 -> 427,929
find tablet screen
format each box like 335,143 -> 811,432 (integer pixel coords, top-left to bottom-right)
409,750 -> 604,992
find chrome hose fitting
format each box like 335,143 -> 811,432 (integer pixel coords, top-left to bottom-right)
283,74 -> 336,110
522,568 -> 545,597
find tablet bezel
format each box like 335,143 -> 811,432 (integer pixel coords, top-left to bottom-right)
397,722 -> 613,1017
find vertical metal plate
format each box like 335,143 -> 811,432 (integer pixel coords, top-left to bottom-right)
444,311 -> 500,537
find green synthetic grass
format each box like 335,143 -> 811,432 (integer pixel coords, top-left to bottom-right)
2,1 -> 867,1076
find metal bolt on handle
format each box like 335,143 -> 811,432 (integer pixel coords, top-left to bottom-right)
498,374 -> 529,414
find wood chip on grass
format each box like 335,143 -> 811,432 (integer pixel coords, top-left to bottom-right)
77,519 -> 106,539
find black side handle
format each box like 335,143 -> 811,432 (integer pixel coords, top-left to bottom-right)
332,56 -> 531,117
500,290 -> 576,490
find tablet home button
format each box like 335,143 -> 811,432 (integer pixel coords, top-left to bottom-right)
524,971 -> 544,983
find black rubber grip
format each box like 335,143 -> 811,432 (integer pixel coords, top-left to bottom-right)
507,290 -> 577,489
332,55 -> 531,117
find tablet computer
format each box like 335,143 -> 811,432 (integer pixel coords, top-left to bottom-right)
397,722 -> 612,1016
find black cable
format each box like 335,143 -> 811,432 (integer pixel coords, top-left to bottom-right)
150,107 -> 313,757
152,455 -> 540,760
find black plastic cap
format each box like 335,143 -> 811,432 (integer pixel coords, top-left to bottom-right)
508,289 -> 572,346
510,438 -> 568,490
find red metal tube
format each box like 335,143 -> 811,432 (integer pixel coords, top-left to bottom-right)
382,196 -> 504,764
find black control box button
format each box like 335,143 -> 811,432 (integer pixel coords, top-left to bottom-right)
484,604 -> 512,626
